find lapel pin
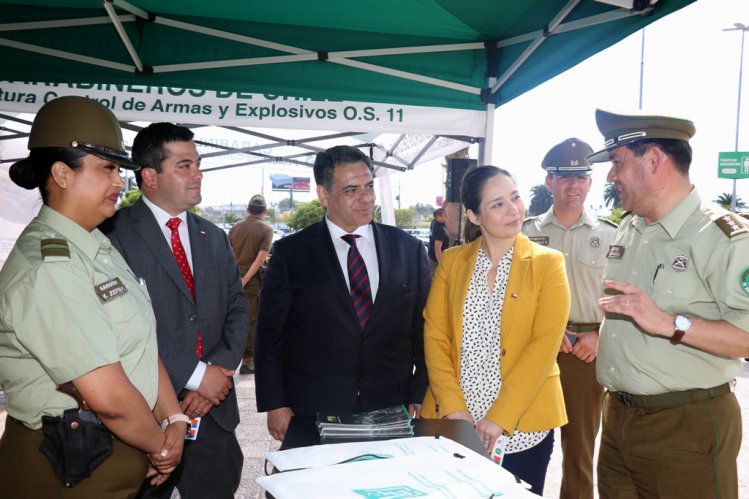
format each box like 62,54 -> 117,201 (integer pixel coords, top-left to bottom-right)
199,230 -> 206,236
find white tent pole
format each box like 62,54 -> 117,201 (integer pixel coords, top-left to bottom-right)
0,16 -> 133,32
112,0 -> 150,20
332,59 -> 479,95
102,0 -> 144,72
0,38 -> 133,71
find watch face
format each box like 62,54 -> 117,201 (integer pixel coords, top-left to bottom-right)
675,315 -> 691,331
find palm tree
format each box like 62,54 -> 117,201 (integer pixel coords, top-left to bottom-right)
603,183 -> 621,208
528,184 -> 552,216
714,193 -> 746,210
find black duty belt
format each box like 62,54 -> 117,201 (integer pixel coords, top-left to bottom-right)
566,322 -> 600,333
610,382 -> 732,409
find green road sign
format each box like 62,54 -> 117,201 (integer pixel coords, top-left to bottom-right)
718,152 -> 749,179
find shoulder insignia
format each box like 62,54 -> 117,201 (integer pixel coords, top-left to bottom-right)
598,217 -> 618,228
40,238 -> 70,261
714,212 -> 749,239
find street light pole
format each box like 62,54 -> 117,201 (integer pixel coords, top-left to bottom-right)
724,22 -> 748,213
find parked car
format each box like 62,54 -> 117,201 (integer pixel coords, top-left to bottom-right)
404,228 -> 429,247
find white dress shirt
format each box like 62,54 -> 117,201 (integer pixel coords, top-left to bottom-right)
325,217 -> 380,301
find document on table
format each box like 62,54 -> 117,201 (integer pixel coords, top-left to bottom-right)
258,436 -> 537,498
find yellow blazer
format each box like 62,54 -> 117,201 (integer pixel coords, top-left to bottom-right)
421,234 -> 569,434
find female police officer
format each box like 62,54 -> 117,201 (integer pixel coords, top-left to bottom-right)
0,96 -> 187,498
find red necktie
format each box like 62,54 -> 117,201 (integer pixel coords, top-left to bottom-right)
166,217 -> 203,357
341,234 -> 373,331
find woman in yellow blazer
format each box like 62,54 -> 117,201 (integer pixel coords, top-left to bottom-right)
422,165 -> 569,495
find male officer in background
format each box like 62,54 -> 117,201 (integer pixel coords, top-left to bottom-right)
522,138 -> 616,499
589,109 -> 749,498
229,194 -> 273,375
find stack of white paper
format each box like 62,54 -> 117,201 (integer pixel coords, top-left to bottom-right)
258,436 -> 536,498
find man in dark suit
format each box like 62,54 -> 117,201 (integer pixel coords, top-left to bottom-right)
102,123 -> 248,499
255,145 -> 431,441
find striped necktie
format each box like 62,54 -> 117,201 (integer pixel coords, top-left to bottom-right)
341,234 -> 373,331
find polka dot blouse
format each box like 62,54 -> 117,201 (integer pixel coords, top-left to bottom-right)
459,247 -> 549,454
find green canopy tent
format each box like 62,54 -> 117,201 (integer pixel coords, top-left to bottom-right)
0,0 -> 695,167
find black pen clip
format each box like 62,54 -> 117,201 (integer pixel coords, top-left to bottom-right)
653,263 -> 664,284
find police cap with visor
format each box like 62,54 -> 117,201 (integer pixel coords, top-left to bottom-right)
587,108 -> 696,163
541,138 -> 593,176
20,96 -> 140,170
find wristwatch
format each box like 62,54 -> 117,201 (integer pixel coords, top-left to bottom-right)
670,314 -> 692,345
160,413 -> 191,431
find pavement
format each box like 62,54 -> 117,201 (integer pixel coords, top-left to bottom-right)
2,361 -> 748,498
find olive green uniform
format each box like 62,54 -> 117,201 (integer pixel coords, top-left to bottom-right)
228,215 -> 273,366
597,189 -> 748,498
523,208 -> 616,499
0,205 -> 158,497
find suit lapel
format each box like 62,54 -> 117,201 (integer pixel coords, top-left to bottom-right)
367,223 -> 388,329
501,234 -> 532,337
314,221 -> 355,312
187,214 -> 208,301
132,199 -> 194,302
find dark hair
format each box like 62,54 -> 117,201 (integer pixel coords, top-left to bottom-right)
433,208 -> 446,217
133,123 -> 195,187
460,165 -> 515,242
313,145 -> 372,191
9,147 -> 86,204
248,205 -> 266,216
625,139 -> 692,174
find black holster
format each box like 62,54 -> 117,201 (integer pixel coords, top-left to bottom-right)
39,408 -> 114,487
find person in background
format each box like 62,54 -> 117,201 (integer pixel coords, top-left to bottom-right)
255,145 -> 431,441
421,165 -> 569,495
588,109 -> 749,498
102,123 -> 248,499
229,194 -> 274,375
522,138 -> 616,499
427,207 -> 450,275
0,96 -> 186,498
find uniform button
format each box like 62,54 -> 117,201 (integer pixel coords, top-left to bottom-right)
189,314 -> 197,322
501,348 -> 506,356
70,421 -> 79,430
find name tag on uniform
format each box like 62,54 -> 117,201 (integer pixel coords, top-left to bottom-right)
95,277 -> 128,302
606,245 -> 625,260
528,236 -> 550,246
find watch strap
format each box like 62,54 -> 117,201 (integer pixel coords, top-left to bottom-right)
160,413 -> 191,431
670,328 -> 686,345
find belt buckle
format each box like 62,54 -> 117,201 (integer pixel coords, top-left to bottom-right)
616,391 -> 633,407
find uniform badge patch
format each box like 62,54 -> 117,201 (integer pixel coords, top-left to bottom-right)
671,254 -> 688,272
40,238 -> 70,261
606,245 -> 625,259
589,237 -> 600,248
528,236 -> 550,246
95,277 -> 128,302
740,267 -> 749,296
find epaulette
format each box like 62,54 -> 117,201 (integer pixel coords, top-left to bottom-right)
40,238 -> 70,261
713,212 -> 749,239
598,217 -> 618,228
